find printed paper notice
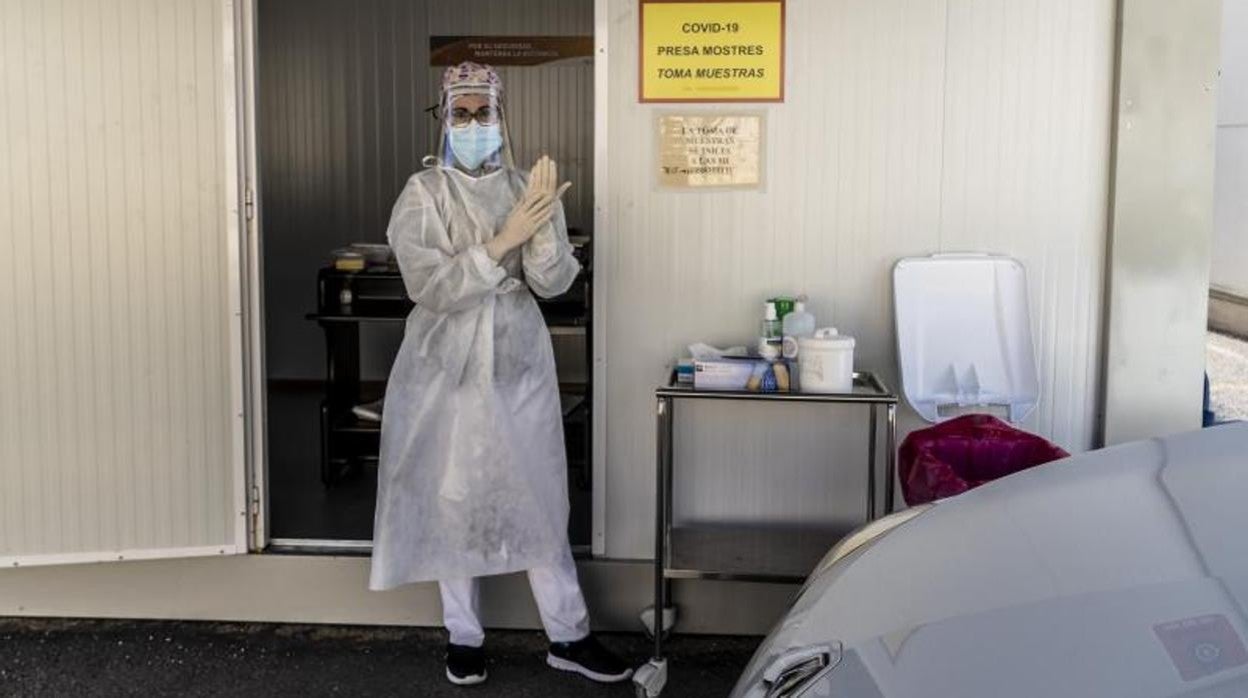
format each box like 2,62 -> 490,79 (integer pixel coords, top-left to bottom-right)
640,0 -> 785,102
657,113 -> 764,189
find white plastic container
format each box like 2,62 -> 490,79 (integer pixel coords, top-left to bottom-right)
798,328 -> 855,393
893,254 -> 1039,424
781,300 -> 816,359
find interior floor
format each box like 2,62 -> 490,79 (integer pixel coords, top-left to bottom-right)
267,382 -> 593,547
267,383 -> 378,541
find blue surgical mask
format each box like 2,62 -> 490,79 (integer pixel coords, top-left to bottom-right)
448,122 -> 503,171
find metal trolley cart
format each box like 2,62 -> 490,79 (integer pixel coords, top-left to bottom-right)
633,372 -> 898,697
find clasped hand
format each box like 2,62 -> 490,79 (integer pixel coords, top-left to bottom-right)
486,155 -> 571,261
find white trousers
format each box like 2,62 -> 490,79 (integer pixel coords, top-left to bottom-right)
439,548 -> 591,647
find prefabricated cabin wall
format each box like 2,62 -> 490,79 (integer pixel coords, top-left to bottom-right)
598,0 -> 1116,558
0,0 -> 1226,634
1102,0 -> 1220,445
1213,0 -> 1248,298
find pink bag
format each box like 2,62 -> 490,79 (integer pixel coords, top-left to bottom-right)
899,414 -> 1069,505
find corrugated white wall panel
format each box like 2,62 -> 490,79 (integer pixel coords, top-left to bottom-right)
257,0 -> 435,382
602,0 -> 1114,558
0,0 -> 239,564
1213,0 -> 1248,296
938,0 -> 1112,447
1214,129 -> 1248,297
1219,0 -> 1248,126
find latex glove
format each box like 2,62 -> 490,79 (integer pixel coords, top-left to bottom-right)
486,156 -> 571,261
524,154 -> 572,203
491,189 -> 556,256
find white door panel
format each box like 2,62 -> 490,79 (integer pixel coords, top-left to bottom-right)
0,0 -> 248,567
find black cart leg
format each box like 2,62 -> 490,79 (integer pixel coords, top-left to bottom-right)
320,321 -> 361,487
886,404 -> 897,513
319,401 -> 333,486
635,396 -> 674,697
867,405 -> 878,520
654,395 -> 672,660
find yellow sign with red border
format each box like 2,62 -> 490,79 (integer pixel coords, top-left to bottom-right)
640,0 -> 785,103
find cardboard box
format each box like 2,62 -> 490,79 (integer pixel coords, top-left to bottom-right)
693,357 -> 792,392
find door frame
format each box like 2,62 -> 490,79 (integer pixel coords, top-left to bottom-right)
591,0 -> 610,557
235,0 -> 268,552
235,0 -> 609,555
225,0 -> 255,555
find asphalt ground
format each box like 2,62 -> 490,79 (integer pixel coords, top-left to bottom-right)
1208,331 -> 1248,421
0,618 -> 760,697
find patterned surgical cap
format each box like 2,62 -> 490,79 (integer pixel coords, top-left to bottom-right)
441,61 -> 503,95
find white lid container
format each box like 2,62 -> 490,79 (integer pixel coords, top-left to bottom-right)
799,328 -> 855,393
893,253 -> 1040,424
800,327 -> 855,352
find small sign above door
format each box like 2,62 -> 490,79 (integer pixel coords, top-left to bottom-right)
430,36 -> 594,66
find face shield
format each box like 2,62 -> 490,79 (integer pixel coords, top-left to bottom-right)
430,63 -> 515,176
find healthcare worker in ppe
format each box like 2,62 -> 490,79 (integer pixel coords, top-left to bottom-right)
369,62 -> 631,687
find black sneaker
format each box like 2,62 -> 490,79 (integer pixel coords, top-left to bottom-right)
547,634 -> 633,683
445,643 -> 487,686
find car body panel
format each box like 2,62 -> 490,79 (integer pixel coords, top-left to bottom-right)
734,423 -> 1248,697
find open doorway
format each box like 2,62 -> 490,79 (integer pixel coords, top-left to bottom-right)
1208,0 -> 1248,424
255,0 -> 596,549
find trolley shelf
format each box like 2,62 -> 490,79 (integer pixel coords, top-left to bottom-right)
657,371 -> 894,402
665,524 -> 858,583
306,313 -> 406,323
330,414 -> 382,435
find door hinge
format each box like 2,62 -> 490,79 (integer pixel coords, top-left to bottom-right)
244,187 -> 255,222
248,484 -> 262,551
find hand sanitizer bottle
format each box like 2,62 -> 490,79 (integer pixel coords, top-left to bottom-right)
759,302 -> 782,360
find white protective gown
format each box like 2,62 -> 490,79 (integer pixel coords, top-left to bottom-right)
369,166 -> 581,589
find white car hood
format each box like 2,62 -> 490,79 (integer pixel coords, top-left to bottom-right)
735,423 -> 1248,697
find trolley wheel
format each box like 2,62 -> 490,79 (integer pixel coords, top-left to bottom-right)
633,658 -> 668,698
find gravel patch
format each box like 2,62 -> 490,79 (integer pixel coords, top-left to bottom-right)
1208,332 -> 1248,421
